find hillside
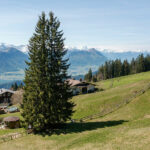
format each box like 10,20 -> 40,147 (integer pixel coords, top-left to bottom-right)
0,47 -> 28,73
1,72 -> 150,149
66,48 -> 107,75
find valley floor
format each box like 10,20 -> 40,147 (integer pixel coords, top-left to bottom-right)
1,72 -> 150,150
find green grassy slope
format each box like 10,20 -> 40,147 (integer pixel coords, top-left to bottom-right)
72,71 -> 150,119
1,72 -> 150,150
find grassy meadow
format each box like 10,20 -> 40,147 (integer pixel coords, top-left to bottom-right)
1,71 -> 150,149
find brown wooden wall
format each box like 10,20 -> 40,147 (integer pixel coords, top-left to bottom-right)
0,92 -> 13,104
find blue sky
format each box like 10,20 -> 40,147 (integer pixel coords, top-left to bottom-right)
0,0 -> 150,51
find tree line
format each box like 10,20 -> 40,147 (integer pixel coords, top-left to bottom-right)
11,82 -> 24,91
84,54 -> 150,82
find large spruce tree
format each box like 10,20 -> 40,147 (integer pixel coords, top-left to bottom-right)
22,12 -> 74,132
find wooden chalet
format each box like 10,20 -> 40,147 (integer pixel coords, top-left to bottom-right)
67,79 -> 95,95
0,89 -> 15,105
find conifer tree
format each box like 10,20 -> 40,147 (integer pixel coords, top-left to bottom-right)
124,60 -> 130,75
130,58 -> 136,74
104,62 -> 109,79
92,75 -> 97,82
137,54 -> 145,73
145,55 -> 150,71
98,65 -> 104,80
19,82 -> 23,89
88,68 -> 92,81
22,12 -> 74,132
13,82 -> 18,91
84,68 -> 92,82
122,60 -> 130,76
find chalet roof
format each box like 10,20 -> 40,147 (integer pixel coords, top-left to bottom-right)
67,79 -> 92,87
67,79 -> 82,86
0,88 -> 15,95
3,116 -> 20,122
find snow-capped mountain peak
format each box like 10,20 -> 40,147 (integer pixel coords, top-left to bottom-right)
0,43 -> 28,54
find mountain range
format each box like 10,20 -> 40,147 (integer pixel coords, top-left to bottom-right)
102,50 -> 150,62
66,48 -> 107,75
0,46 -> 28,73
0,43 -> 150,77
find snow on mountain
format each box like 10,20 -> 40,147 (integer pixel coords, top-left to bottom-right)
0,43 -> 150,76
1,43 -> 149,54
15,45 -> 28,54
0,43 -> 28,54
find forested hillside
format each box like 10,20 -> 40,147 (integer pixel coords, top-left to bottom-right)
85,54 -> 150,82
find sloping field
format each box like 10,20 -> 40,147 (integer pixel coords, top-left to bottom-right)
72,71 -> 150,119
1,72 -> 150,149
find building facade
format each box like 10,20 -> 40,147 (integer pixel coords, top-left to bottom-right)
0,89 -> 15,104
67,79 -> 95,95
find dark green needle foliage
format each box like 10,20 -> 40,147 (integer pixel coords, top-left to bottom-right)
21,12 -> 74,132
84,68 -> 92,82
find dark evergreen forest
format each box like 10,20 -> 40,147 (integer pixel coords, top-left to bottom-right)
84,54 -> 150,82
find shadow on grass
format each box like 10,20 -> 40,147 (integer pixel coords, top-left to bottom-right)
38,120 -> 128,136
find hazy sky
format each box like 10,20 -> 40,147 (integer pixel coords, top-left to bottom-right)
0,0 -> 150,51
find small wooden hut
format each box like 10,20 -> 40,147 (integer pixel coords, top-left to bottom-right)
3,116 -> 20,129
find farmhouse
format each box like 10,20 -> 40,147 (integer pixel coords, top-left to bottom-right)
0,89 -> 15,105
67,79 -> 95,95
